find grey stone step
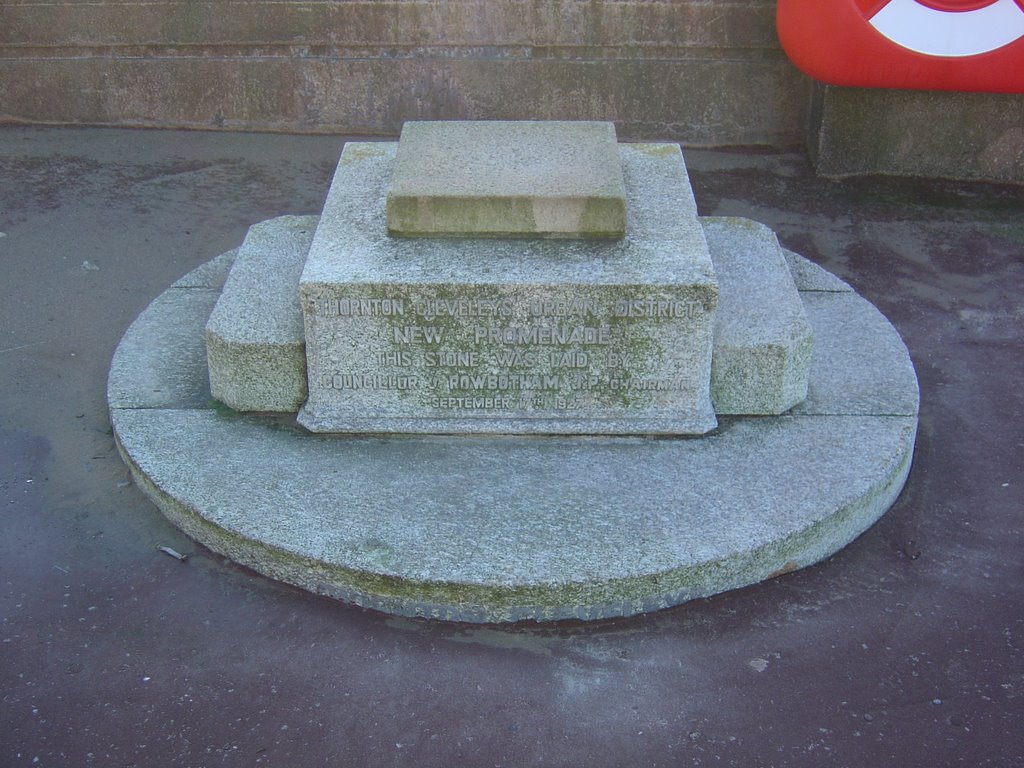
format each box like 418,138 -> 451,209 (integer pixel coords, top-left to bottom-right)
782,248 -> 853,293
702,216 -> 813,415
112,405 -> 915,623
108,287 -> 221,410
796,292 -> 919,417
205,215 -> 316,412
170,248 -> 238,289
192,217 -> 902,422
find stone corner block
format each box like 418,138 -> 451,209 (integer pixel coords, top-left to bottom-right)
385,121 -> 627,239
205,215 -> 316,412
702,216 -> 814,415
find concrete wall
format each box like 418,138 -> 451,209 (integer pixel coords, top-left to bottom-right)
1,0 -> 1021,182
0,0 -> 808,146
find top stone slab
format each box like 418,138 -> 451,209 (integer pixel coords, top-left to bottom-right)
385,121 -> 627,239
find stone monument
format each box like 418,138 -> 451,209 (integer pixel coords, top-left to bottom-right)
109,122 -> 918,622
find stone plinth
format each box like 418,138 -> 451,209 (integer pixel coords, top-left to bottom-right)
109,246 -> 919,623
386,121 -> 627,238
299,141 -> 718,435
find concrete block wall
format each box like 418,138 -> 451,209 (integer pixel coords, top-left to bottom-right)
0,0 -> 808,146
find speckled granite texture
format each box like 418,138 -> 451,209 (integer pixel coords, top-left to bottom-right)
702,216 -> 813,415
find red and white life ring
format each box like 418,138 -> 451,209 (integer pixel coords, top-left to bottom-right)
777,0 -> 1024,92
867,0 -> 1024,57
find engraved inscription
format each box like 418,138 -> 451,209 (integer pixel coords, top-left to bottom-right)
310,287 -> 711,416
614,299 -> 703,318
393,326 -> 444,343
471,325 -> 610,346
319,297 -> 405,316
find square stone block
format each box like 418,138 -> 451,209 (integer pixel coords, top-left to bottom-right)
386,121 -> 627,239
206,215 -> 316,412
299,141 -> 718,435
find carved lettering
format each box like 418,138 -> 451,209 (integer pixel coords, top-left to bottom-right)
446,373 -> 561,391
393,326 -> 445,344
431,396 -> 516,410
320,298 -> 405,317
471,325 -> 611,346
312,290 -> 705,415
493,349 -> 538,367
412,298 -> 513,319
425,350 -> 479,367
527,297 -> 600,317
613,299 -> 703,319
377,351 -> 411,366
320,373 -> 419,390
607,376 -> 690,391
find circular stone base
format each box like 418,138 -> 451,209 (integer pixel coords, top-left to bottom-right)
108,251 -> 918,623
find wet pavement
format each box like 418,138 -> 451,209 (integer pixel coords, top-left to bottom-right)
1,127 -> 1022,767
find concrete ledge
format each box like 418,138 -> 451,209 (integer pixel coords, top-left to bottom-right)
0,0 -> 806,144
0,0 -> 781,50
0,0 -> 800,144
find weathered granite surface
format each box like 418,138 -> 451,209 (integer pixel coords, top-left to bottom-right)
205,216 -> 315,412
170,248 -> 238,289
110,248 -> 238,410
108,287 -> 222,410
782,248 -> 853,293
109,247 -> 919,622
796,291 -> 919,417
299,142 -> 719,435
702,217 -> 813,415
112,406 -> 915,622
386,121 -> 627,238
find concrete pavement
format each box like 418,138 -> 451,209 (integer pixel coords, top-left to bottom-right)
1,127 -> 1021,767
